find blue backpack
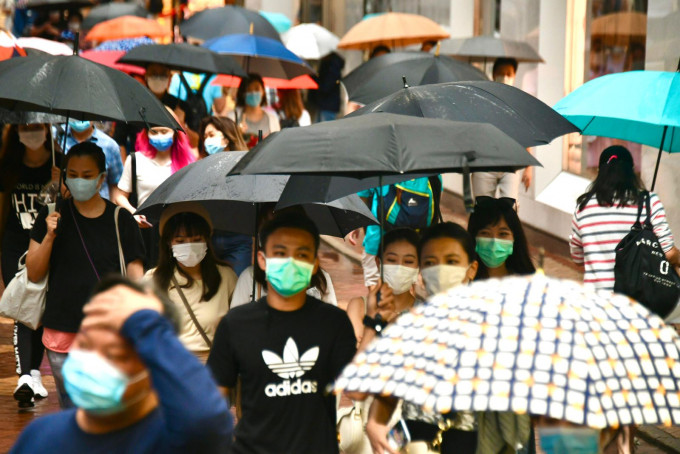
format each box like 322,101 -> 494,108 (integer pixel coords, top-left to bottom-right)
379,176 -> 443,231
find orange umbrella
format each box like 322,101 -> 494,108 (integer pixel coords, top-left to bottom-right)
85,16 -> 171,42
212,74 -> 318,89
338,12 -> 450,50
0,29 -> 26,60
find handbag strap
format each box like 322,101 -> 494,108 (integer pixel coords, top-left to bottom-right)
635,191 -> 653,229
69,201 -> 101,281
171,275 -> 212,348
114,206 -> 126,276
129,151 -> 138,208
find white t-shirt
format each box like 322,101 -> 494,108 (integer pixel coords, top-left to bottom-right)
230,265 -> 337,308
117,153 -> 172,208
144,264 -> 238,353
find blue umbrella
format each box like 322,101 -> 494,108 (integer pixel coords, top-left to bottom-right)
258,10 -> 292,34
203,33 -> 314,79
94,37 -> 155,52
554,70 -> 680,190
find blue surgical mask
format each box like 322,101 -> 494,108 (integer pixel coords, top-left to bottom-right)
204,137 -> 226,155
149,132 -> 174,152
245,91 -> 263,107
62,349 -> 147,415
265,257 -> 314,297
538,427 -> 600,454
68,120 -> 91,133
66,173 -> 103,201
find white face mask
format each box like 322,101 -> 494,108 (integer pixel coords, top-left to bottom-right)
494,75 -> 515,86
382,264 -> 419,295
19,129 -> 47,150
421,264 -> 469,296
172,242 -> 208,267
147,76 -> 169,95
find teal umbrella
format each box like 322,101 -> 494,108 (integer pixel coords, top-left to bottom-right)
553,70 -> 680,190
259,10 -> 292,34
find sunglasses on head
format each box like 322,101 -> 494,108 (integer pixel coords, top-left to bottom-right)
474,196 -> 516,209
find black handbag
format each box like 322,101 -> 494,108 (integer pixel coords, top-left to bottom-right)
614,191 -> 680,317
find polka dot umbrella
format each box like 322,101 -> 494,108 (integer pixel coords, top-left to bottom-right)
334,273 -> 680,429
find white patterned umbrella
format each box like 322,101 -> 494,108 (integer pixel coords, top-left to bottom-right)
334,274 -> 680,429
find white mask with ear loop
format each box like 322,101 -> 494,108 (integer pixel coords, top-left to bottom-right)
420,264 -> 470,296
382,264 -> 419,295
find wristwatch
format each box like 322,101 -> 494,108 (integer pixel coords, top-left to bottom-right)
363,314 -> 388,335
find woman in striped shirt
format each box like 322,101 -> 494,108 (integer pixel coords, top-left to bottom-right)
570,145 -> 680,291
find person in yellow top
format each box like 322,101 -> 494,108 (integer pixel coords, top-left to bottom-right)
145,202 -> 237,363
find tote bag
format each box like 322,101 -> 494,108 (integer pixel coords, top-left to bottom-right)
0,253 -> 47,330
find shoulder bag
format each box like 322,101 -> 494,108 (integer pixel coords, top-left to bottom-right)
171,275 -> 212,348
614,191 -> 680,317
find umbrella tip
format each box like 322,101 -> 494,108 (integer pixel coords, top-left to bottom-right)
402,76 -> 409,88
250,22 -> 254,35
434,41 -> 441,57
537,247 -> 545,272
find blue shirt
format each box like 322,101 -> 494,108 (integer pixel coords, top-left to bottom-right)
62,127 -> 124,200
358,176 -> 441,256
10,310 -> 233,454
168,72 -> 223,115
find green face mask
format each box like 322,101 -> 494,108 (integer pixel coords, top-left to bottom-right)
475,237 -> 514,269
264,257 -> 314,297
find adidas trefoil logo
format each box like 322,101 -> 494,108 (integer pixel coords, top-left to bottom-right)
262,338 -> 319,397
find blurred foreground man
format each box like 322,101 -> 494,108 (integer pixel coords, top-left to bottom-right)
10,277 -> 232,454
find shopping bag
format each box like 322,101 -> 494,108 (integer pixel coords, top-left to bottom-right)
0,253 -> 47,330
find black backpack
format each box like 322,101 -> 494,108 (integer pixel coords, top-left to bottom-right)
378,176 -> 443,231
178,73 -> 210,132
614,191 -> 680,318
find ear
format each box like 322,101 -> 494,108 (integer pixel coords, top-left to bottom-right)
98,172 -> 107,188
256,250 -> 267,272
465,260 -> 479,283
312,256 -> 319,276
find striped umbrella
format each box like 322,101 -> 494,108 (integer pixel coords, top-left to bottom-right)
334,273 -> 680,429
0,29 -> 26,60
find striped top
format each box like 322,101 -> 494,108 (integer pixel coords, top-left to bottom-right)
570,192 -> 674,291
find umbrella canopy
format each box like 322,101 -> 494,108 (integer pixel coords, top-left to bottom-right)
136,152 -> 377,237
229,112 -> 540,178
94,37 -> 156,52
82,3 -> 148,30
15,37 -> 71,55
282,23 -> 339,60
118,43 -> 246,76
338,12 -> 450,50
334,273 -> 680,429
342,51 -> 487,105
258,10 -> 292,34
0,29 -> 27,60
0,108 -> 65,124
554,70 -> 680,189
180,5 -> 281,42
203,33 -> 314,79
80,49 -> 145,76
212,74 -> 318,89
24,0 -> 93,10
349,81 -> 579,148
591,11 -> 646,47
439,35 -> 544,63
0,54 -> 180,128
85,16 -> 171,42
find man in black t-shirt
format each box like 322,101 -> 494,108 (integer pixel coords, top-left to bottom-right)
208,212 -> 357,454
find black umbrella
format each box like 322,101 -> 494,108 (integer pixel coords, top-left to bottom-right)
230,113 -> 540,179
82,3 -> 148,30
342,51 -> 488,105
24,0 -> 93,10
440,36 -> 544,63
0,107 -> 65,124
348,81 -> 580,148
0,54 -> 180,128
117,43 -> 247,76
179,6 -> 281,42
136,152 -> 378,237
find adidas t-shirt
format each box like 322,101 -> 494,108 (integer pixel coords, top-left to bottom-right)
208,296 -> 356,454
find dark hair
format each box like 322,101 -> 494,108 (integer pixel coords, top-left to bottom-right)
418,222 -> 475,264
236,73 -> 267,107
467,197 -> 535,278
0,124 -> 58,193
277,89 -> 304,122
492,57 -> 518,75
255,209 -> 326,294
382,228 -> 420,258
66,141 -> 106,173
197,116 -> 248,156
90,275 -> 180,333
370,45 -> 391,59
154,212 -> 224,302
576,145 -> 643,210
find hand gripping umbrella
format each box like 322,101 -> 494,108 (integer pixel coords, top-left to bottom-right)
342,51 -> 487,105
554,70 -> 680,190
334,273 -> 680,430
179,5 -> 281,43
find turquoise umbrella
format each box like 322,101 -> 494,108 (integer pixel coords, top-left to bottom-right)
554,70 -> 680,190
258,10 -> 292,34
